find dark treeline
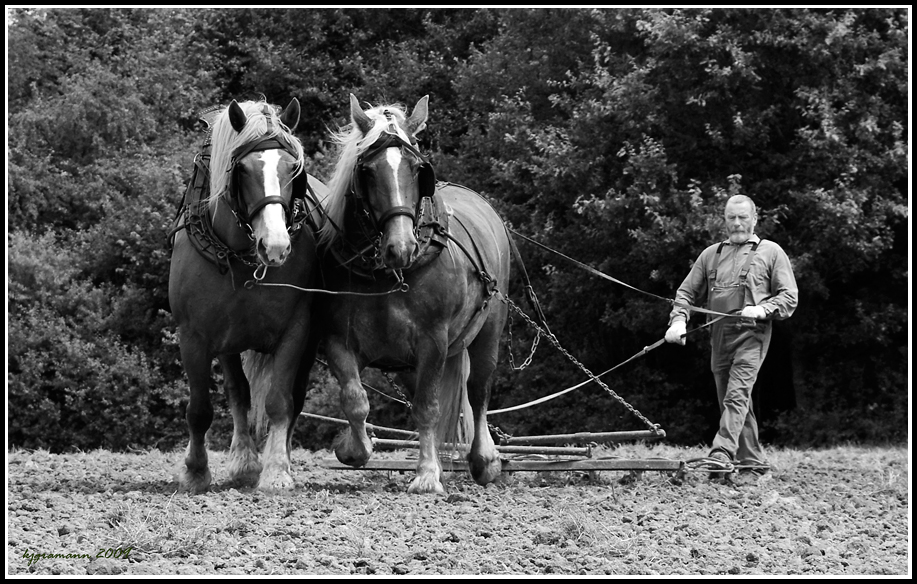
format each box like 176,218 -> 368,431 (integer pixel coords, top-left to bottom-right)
7,8 -> 908,452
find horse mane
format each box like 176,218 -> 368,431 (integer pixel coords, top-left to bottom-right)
317,102 -> 415,247
206,99 -> 305,212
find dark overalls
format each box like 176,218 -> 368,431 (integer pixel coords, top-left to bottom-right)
707,241 -> 769,467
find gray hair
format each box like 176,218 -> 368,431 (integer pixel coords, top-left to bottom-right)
726,194 -> 757,216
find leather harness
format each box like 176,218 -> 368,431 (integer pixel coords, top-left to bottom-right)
170,136 -> 321,275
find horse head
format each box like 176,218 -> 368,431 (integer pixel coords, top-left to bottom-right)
210,98 -> 304,267
347,94 -> 434,270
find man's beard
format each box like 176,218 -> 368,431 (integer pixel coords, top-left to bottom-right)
729,230 -> 751,244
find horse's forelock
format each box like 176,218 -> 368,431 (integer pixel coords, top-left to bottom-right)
365,104 -> 413,143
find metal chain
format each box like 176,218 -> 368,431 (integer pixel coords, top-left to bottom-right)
382,370 -> 412,410
506,310 -> 541,371
488,421 -> 513,445
185,213 -> 260,267
501,295 -> 662,434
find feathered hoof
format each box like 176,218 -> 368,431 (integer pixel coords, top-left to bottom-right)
407,474 -> 446,495
226,470 -> 261,488
227,451 -> 263,485
332,430 -> 372,467
178,466 -> 212,494
256,466 -> 295,492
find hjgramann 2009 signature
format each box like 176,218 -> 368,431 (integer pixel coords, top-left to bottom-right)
23,547 -> 132,566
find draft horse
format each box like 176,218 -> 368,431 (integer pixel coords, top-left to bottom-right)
316,94 -> 511,494
169,98 -> 321,492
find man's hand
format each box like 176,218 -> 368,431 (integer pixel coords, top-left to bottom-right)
740,305 -> 767,320
665,321 -> 687,345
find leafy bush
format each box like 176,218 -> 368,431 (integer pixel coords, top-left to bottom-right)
9,304 -> 187,451
8,230 -> 187,452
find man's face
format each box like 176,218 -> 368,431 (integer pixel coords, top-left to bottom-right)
724,200 -> 756,244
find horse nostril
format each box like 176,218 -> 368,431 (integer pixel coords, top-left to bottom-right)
383,244 -> 396,263
384,240 -> 418,269
257,239 -> 289,266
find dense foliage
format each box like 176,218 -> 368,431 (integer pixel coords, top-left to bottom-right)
7,8 -> 908,452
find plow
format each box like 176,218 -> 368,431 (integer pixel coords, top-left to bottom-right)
309,411 -> 688,478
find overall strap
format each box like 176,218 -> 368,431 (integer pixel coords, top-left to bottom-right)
709,240 -> 760,283
709,242 -> 727,282
737,240 -> 760,280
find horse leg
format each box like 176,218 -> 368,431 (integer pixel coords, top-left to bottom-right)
256,341 -> 306,492
465,309 -> 507,486
408,346 -> 448,494
286,335 -> 318,457
326,341 -> 373,467
262,334 -> 317,489
178,339 -> 214,493
220,354 -> 262,485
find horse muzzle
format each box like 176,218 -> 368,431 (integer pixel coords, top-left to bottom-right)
381,216 -> 420,270
252,205 -> 292,266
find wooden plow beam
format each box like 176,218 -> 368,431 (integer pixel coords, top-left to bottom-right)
303,412 -> 682,475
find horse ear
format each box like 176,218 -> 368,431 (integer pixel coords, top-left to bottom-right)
406,95 -> 429,138
228,100 -> 247,132
350,93 -> 374,135
280,98 -> 301,131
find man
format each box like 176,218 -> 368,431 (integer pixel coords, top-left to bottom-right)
665,195 -> 798,483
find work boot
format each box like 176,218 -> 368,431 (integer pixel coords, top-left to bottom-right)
707,450 -> 733,482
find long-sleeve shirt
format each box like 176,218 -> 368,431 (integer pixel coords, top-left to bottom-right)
668,234 -> 798,325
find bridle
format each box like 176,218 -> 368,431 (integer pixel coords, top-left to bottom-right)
349,121 -> 436,239
225,135 -> 309,238
171,133 -> 319,276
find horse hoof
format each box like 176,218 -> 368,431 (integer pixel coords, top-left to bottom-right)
332,432 -> 373,467
256,470 -> 295,492
227,470 -> 261,488
469,455 -> 502,486
407,475 -> 446,495
227,458 -> 262,483
334,449 -> 371,468
178,467 -> 212,494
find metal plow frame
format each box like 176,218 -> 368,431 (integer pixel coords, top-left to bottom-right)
304,413 -> 688,478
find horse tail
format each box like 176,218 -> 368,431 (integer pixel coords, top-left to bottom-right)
436,349 -> 474,449
241,350 -> 273,438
